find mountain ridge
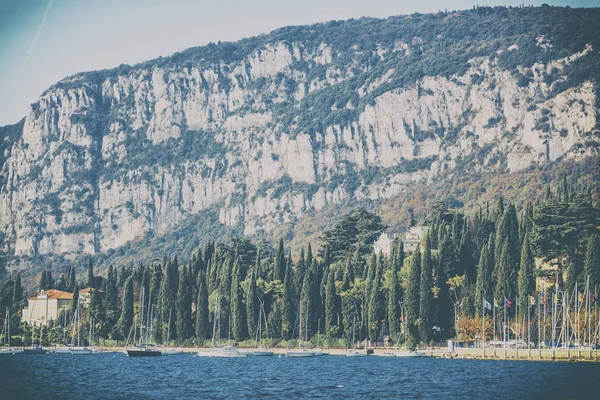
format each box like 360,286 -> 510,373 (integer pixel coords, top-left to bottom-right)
1,5 -> 599,282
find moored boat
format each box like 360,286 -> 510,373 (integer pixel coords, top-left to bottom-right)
287,348 -> 315,357
345,349 -> 368,357
127,346 -> 162,357
23,344 -> 46,354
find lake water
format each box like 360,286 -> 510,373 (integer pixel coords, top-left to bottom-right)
1,352 -> 598,399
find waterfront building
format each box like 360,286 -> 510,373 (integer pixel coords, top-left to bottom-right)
22,289 -> 73,326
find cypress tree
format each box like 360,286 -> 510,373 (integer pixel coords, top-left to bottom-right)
87,258 -> 95,288
118,277 -> 134,340
367,254 -> 380,341
66,266 -> 76,292
387,260 -> 401,342
584,235 -> 600,292
246,263 -> 258,339
495,242 -> 517,302
405,245 -> 421,347
295,248 -> 305,297
159,257 -> 179,342
275,239 -> 286,282
517,234 -> 535,319
281,256 -> 295,339
419,236 -> 434,344
195,269 -> 209,342
176,265 -> 193,341
38,271 -> 46,290
70,283 -> 79,317
459,219 -> 476,283
475,243 -> 492,317
324,267 -> 339,338
230,259 -> 247,341
300,254 -> 316,339
11,272 -> 23,315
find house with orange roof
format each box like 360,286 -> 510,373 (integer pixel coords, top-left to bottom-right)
79,287 -> 104,308
22,289 -> 73,326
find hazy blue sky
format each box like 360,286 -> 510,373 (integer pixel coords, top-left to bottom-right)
0,0 -> 597,126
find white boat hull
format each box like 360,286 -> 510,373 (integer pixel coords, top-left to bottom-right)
346,351 -> 368,357
162,350 -> 185,355
287,350 -> 315,357
70,348 -> 93,355
0,348 -> 23,355
248,350 -> 274,356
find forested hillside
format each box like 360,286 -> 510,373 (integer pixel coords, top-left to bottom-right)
1,5 -> 599,283
1,173 -> 599,349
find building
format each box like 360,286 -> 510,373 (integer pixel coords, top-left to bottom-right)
403,226 -> 429,253
373,232 -> 394,256
79,287 -> 104,308
22,289 -> 73,326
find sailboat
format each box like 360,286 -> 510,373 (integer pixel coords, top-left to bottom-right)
346,317 -> 368,357
23,302 -> 46,354
197,293 -> 246,358
247,306 -> 273,356
52,311 -> 72,354
69,296 -> 92,355
0,307 -> 23,355
312,319 -> 327,356
126,288 -> 161,357
287,301 -> 314,357
162,310 -> 184,355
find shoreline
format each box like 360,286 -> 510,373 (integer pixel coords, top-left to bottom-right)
57,345 -> 600,362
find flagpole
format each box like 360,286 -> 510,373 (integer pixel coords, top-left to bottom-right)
482,298 -> 485,358
538,292 -> 541,357
587,276 -> 591,358
493,299 -> 496,357
528,294 -> 531,358
509,295 -> 519,360
503,296 -> 507,359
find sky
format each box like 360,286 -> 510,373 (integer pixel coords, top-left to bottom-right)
0,0 -> 598,126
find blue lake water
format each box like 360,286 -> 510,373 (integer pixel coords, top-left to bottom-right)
1,352 -> 598,399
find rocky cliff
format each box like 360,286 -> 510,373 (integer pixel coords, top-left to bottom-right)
1,6 -> 599,267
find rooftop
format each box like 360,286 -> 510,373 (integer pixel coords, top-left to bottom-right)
28,289 -> 73,301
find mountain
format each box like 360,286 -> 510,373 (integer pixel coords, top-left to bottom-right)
1,5 -> 599,279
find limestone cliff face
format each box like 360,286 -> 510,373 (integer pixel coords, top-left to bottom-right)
1,8 -> 599,260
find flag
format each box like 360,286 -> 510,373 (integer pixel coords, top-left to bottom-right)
484,299 -> 492,310
579,293 -> 584,303
529,295 -> 536,306
494,298 -> 500,308
553,294 -> 558,305
505,298 -> 512,308
591,294 -> 596,303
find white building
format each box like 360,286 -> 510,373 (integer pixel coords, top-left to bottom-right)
373,232 -> 394,256
22,289 -> 73,326
403,226 -> 429,253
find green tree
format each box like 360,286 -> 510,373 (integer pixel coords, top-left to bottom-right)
584,235 -> 600,292
387,260 -> 401,342
475,242 -> 492,317
87,258 -> 95,288
176,265 -> 193,341
324,267 -> 339,338
159,256 -> 179,341
419,236 -> 434,344
281,256 -> 295,340
517,234 -> 535,319
274,239 -> 286,282
246,263 -> 258,339
195,270 -> 209,342
230,259 -> 247,341
405,246 -> 421,348
118,277 -> 134,340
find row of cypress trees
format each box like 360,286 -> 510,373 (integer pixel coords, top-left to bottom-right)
1,180 -> 599,348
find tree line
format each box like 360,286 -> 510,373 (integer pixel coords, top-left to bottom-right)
1,178 -> 599,349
